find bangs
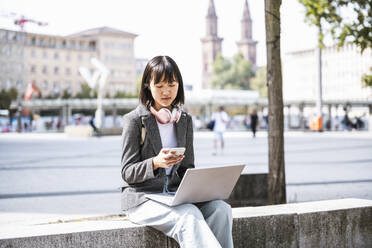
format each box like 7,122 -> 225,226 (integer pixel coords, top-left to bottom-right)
150,59 -> 177,84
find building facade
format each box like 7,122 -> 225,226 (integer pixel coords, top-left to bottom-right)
282,44 -> 372,102
201,0 -> 257,89
0,26 -> 137,97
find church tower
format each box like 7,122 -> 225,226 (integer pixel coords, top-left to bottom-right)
201,0 -> 223,89
236,0 -> 257,66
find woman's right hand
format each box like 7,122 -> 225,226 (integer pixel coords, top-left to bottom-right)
152,148 -> 184,170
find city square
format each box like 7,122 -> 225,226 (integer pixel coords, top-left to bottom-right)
1,0 -> 372,246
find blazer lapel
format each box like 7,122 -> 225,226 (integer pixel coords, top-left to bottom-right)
175,112 -> 187,148
143,114 -> 163,155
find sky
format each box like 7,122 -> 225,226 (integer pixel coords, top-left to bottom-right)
0,0 -> 320,88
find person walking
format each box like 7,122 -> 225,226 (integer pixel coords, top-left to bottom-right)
250,109 -> 258,138
121,56 -> 233,248
211,106 -> 229,155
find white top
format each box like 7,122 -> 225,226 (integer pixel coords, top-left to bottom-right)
156,120 -> 178,175
211,111 -> 229,132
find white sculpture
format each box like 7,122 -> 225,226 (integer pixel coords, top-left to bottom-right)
79,58 -> 110,129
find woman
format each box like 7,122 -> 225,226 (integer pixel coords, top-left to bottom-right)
121,56 -> 233,248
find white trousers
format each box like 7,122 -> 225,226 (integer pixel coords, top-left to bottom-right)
126,199 -> 234,248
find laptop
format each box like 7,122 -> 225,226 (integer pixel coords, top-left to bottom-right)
145,164 -> 244,206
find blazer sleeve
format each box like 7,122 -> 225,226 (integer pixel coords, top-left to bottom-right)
178,114 -> 195,178
121,114 -> 155,184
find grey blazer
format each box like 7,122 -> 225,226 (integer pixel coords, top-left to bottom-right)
120,104 -> 195,211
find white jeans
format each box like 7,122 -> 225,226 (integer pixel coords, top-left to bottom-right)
126,199 -> 233,248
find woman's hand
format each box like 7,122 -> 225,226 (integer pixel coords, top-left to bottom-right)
152,148 -> 184,170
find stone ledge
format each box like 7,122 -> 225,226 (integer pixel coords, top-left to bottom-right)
1,198 -> 372,248
64,126 -> 122,136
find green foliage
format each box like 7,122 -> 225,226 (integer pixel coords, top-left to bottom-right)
0,87 -> 18,109
251,66 -> 267,98
61,89 -> 72,99
299,0 -> 372,86
362,67 -> 372,87
211,53 -> 254,90
299,0 -> 371,51
113,91 -> 138,98
75,83 -> 97,99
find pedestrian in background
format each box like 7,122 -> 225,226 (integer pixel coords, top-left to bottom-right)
211,106 -> 229,155
250,109 -> 258,138
89,115 -> 100,136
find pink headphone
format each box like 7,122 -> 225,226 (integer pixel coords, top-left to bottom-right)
150,106 -> 182,124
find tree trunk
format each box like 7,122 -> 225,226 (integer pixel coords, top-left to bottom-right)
265,0 -> 286,204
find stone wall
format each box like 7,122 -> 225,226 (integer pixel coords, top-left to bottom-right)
1,199 -> 371,248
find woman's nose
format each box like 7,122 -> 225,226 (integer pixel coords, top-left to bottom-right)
162,87 -> 170,94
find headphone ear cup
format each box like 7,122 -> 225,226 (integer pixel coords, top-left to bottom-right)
171,108 -> 177,122
157,108 -> 172,124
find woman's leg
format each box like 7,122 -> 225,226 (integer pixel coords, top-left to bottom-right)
127,200 -> 222,248
197,200 -> 234,248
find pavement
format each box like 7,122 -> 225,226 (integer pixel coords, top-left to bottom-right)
0,130 -> 372,227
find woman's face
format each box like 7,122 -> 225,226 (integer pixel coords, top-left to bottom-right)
149,76 -> 179,110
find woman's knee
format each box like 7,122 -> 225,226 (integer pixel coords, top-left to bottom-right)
175,203 -> 204,220
209,200 -> 232,218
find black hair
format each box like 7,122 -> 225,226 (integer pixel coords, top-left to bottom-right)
139,56 -> 185,108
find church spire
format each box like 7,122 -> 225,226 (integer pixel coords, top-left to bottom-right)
241,0 -> 252,40
237,0 -> 257,66
205,0 -> 218,36
242,0 -> 251,22
201,0 -> 223,89
207,0 -> 217,18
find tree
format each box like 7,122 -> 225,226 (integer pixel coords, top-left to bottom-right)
75,83 -> 97,99
299,0 -> 372,86
113,91 -> 137,99
0,88 -> 18,110
265,0 -> 286,204
211,53 -> 254,90
251,66 -> 268,98
61,89 -> 72,99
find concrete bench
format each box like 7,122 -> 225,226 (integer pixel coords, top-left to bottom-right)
1,198 -> 371,248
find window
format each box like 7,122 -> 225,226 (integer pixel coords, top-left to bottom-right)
65,81 -> 72,90
54,52 -> 59,60
66,68 -> 71,75
70,41 -> 75,49
53,81 -> 60,95
54,66 -> 59,75
79,41 -> 84,49
42,66 -> 48,74
6,79 -> 12,89
16,80 -> 23,88
39,38 -> 44,47
42,80 -> 48,89
42,51 -> 47,58
62,40 -> 66,48
88,41 -> 96,50
31,37 -> 36,46
66,53 -> 70,61
31,65 -> 36,73
78,54 -> 83,61
31,50 -> 36,57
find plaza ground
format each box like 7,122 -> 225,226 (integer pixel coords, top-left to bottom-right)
0,130 -> 371,226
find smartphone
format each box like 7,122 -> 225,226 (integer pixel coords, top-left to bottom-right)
163,147 -> 186,156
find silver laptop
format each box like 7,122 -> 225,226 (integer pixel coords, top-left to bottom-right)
145,164 -> 244,206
